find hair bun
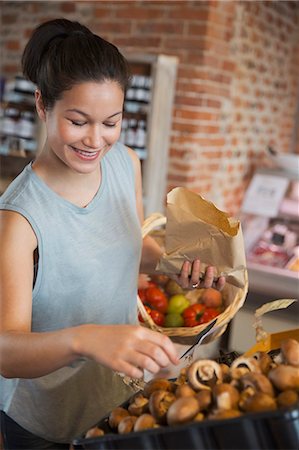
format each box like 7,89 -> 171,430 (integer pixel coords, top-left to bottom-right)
22,19 -> 91,84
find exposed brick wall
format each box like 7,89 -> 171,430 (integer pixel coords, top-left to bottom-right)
1,0 -> 298,215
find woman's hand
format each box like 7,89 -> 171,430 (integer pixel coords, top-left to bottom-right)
74,324 -> 179,379
170,259 -> 226,291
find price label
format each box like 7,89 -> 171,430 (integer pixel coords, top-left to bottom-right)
242,173 -> 289,217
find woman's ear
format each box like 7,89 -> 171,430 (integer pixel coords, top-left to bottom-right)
35,90 -> 46,121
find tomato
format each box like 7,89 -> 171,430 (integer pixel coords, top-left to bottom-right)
149,309 -> 165,326
182,303 -> 206,327
138,289 -> 147,303
138,305 -> 152,322
199,307 -> 220,324
145,287 -> 168,313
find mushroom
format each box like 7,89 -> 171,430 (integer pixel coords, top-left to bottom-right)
117,416 -> 137,434
175,384 -> 196,398
208,409 -> 242,420
108,407 -> 129,429
277,390 -> 299,408
281,338 -> 299,367
133,413 -> 156,432
143,378 -> 176,397
252,351 -> 273,374
219,363 -> 231,382
240,392 -> 277,413
148,389 -> 176,424
85,427 -> 105,438
268,365 -> 299,391
176,367 -> 188,385
187,360 -> 222,391
240,372 -> 275,397
128,393 -> 149,416
193,412 -> 205,422
167,396 -> 200,426
230,356 -> 261,374
212,383 -> 240,410
196,389 -> 212,412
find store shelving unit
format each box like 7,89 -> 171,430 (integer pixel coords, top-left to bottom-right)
241,167 -> 299,299
229,166 -> 299,353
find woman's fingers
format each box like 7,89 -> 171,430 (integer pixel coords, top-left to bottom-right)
215,275 -> 226,291
172,261 -> 226,292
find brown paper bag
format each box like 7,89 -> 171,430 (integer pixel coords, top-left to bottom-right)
138,187 -> 248,345
156,187 -> 247,289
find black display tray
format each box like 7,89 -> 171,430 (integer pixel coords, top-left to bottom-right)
73,403 -> 299,450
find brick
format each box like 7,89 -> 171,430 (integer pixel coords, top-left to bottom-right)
5,41 -> 20,51
60,2 -> 76,13
134,22 -> 184,35
174,109 -> 219,121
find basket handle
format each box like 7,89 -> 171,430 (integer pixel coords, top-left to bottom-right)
142,213 -> 166,238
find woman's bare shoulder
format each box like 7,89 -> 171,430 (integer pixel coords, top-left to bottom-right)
0,209 -> 37,250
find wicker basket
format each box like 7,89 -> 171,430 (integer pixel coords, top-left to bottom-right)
138,213 -> 249,345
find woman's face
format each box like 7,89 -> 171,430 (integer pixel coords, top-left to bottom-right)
38,80 -> 124,174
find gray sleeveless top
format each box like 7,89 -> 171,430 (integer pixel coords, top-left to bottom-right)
0,142 -> 142,442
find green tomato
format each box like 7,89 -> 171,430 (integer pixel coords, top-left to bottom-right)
164,313 -> 184,328
167,294 -> 190,314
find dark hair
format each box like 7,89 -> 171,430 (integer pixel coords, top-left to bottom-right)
22,18 -> 131,109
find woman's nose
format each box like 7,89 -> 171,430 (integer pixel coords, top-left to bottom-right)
83,126 -> 103,149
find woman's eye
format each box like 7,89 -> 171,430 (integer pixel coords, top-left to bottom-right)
104,122 -> 117,128
70,120 -> 86,127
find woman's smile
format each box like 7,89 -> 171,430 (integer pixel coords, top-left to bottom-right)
69,145 -> 103,161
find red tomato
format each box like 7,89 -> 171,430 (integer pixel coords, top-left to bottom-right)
182,304 -> 206,327
138,305 -> 152,322
138,289 -> 147,303
150,309 -> 165,327
199,307 -> 220,324
145,287 -> 168,313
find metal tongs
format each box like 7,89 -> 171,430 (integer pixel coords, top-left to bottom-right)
179,318 -> 218,359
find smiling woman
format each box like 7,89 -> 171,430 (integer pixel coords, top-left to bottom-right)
0,18 -> 223,449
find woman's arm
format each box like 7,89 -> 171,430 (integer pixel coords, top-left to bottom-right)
0,210 -> 178,379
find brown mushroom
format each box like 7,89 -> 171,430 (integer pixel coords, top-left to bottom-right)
238,386 -> 256,410
277,390 -> 299,408
176,367 -> 188,385
193,412 -> 205,421
128,393 -> 149,416
85,427 -> 105,438
196,389 -> 212,412
108,407 -> 130,429
208,409 -> 242,420
281,339 -> 299,367
148,389 -> 176,424
212,383 -> 240,410
268,365 -> 299,391
143,378 -> 176,397
219,363 -> 231,382
240,372 -> 275,397
117,416 -> 137,434
166,396 -> 200,426
187,360 -> 222,391
175,384 -> 196,398
240,392 -> 277,413
230,356 -> 261,374
252,351 -> 273,374
133,413 -> 156,432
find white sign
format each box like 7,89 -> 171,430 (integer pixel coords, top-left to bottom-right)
242,173 -> 289,217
